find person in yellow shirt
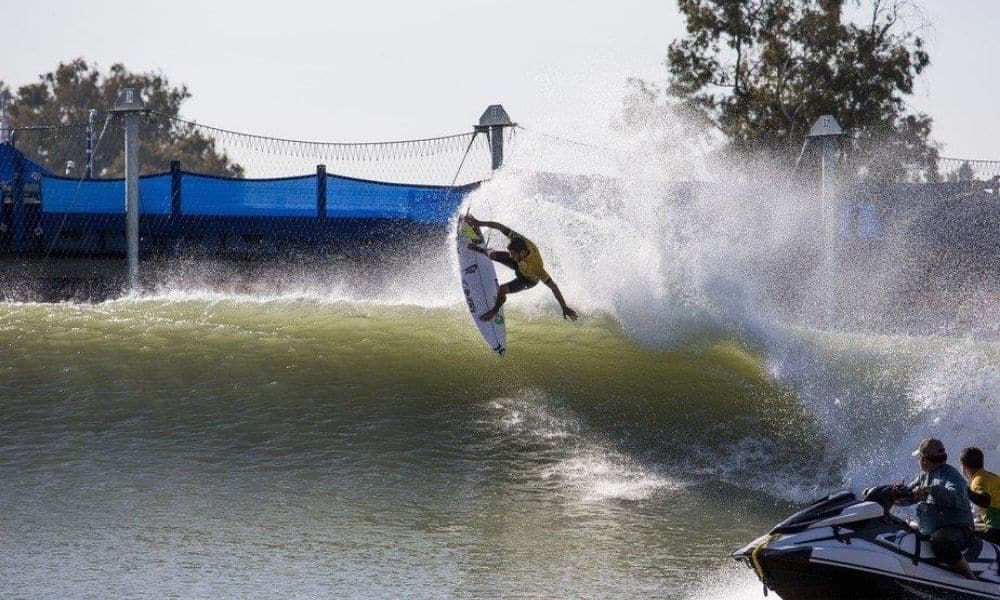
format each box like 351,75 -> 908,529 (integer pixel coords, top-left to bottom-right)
463,214 -> 578,323
960,446 -> 1000,544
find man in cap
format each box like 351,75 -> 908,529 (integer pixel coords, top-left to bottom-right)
960,446 -> 1000,545
896,438 -> 976,578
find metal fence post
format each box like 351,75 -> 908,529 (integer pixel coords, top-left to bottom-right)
170,160 -> 182,218
85,109 -> 96,178
0,99 -> 10,144
317,164 -> 327,221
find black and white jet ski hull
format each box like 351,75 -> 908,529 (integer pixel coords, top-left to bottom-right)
734,489 -> 1000,600
742,543 -> 1000,600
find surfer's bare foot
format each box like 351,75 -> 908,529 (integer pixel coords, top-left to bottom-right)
480,308 -> 498,322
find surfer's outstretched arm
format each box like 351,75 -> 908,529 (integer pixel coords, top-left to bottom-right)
545,279 -> 578,321
465,215 -> 513,238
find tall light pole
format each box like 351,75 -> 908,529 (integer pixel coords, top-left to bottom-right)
805,115 -> 844,325
110,88 -> 145,293
476,105 -> 514,171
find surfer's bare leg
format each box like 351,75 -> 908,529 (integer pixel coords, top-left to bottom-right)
488,251 -> 519,271
480,277 -> 537,321
468,245 -> 520,272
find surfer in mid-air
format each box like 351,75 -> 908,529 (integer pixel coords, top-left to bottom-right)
463,214 -> 578,322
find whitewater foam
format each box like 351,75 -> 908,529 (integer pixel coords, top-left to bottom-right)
845,339 -> 1000,488
684,563 -> 767,600
464,118 -> 1000,503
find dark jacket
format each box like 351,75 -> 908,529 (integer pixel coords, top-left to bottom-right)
899,463 -> 974,534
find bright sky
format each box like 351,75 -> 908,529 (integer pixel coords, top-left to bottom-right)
4,0 -> 998,159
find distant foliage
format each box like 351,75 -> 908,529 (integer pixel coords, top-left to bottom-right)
0,59 -> 243,178
658,0 -> 938,181
946,161 -> 975,182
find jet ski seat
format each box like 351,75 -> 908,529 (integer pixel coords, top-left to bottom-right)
964,539 -> 984,562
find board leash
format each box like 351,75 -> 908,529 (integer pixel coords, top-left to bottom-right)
442,130 -> 480,219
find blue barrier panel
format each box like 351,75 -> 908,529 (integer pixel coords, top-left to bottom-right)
42,175 -> 173,215
326,175 -> 468,223
0,141 -> 51,183
183,173 -> 316,217
39,171 -> 473,221
42,177 -> 120,213
23,168 -> 480,258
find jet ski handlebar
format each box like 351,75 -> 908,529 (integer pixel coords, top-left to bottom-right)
862,483 -> 914,510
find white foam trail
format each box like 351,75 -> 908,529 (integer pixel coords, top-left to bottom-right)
129,243 -> 466,309
487,391 -> 683,503
684,563 -> 767,600
124,286 -> 460,309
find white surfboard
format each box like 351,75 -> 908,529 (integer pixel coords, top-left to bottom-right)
456,216 -> 507,356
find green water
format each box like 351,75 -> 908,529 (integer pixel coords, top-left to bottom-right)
5,298 -> 996,598
1,299 -> 806,598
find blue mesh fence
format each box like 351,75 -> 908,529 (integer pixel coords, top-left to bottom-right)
1,115 -> 492,261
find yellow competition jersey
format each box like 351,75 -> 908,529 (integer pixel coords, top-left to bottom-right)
970,470 -> 1000,529
511,232 -> 550,283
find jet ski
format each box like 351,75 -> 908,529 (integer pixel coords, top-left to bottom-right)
733,485 -> 1000,600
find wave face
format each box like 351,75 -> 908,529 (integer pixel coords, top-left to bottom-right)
0,299 -> 800,598
0,299 -> 811,465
